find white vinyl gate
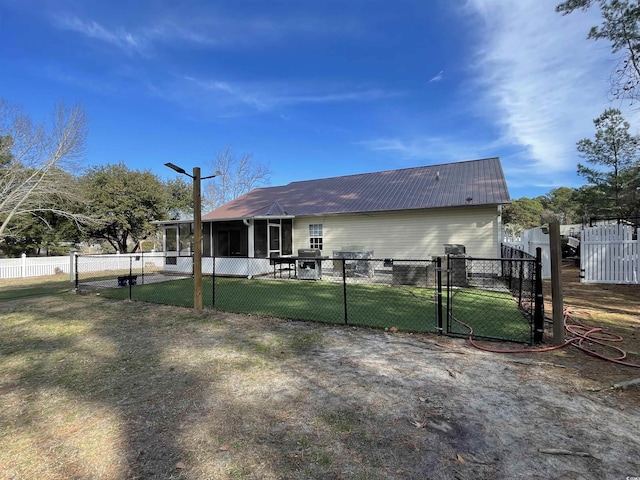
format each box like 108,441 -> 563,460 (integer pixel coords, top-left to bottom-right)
581,225 -> 639,284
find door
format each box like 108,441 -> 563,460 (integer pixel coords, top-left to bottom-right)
269,223 -> 281,257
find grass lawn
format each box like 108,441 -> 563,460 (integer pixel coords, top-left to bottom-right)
98,276 -> 531,341
446,288 -> 533,343
0,275 -> 73,301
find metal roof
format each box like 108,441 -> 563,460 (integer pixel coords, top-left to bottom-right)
202,157 -> 510,220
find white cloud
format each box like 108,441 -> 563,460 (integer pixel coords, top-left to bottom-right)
51,11 -> 363,55
276,89 -> 405,105
429,70 -> 444,83
53,15 -> 143,53
179,76 -> 404,113
462,0 -> 622,174
355,135 -> 502,163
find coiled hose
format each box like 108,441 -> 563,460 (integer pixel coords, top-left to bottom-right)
453,310 -> 640,368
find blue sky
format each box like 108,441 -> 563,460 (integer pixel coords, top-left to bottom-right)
0,0 -> 634,200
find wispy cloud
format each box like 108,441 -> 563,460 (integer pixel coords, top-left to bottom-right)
53,15 -> 144,54
184,77 -> 270,111
429,70 -> 444,83
51,11 -> 363,55
275,89 -> 404,105
52,15 -> 222,55
356,133 -> 587,196
355,135 -> 502,163
462,0 -> 619,174
177,76 -> 404,114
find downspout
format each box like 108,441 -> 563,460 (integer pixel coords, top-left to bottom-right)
497,205 -> 503,258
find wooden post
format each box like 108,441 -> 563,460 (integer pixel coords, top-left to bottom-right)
193,167 -> 203,310
549,221 -> 564,345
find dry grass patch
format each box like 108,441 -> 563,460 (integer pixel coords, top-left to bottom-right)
1,290 -> 640,479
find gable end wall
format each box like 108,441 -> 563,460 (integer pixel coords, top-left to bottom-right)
293,206 -> 500,259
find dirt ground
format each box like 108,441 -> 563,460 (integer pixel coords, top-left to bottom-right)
1,266 -> 639,479
540,262 -> 640,383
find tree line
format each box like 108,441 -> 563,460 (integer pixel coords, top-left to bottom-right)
505,1 -> 640,235
4,1 -> 640,253
0,99 -> 270,256
504,108 -> 640,235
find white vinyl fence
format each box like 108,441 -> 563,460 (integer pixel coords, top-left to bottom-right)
0,252 -> 165,281
0,253 -> 73,280
581,225 -> 639,284
503,227 -> 551,279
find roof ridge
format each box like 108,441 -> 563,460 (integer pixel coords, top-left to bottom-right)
283,157 -> 499,186
202,157 -> 509,220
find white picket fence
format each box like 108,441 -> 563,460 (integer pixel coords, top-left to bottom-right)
503,227 -> 551,279
581,225 -> 639,284
0,252 -> 165,281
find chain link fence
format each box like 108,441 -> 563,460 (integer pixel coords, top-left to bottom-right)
75,253 -> 194,307
446,248 -> 544,343
75,251 -> 544,343
220,257 -> 439,332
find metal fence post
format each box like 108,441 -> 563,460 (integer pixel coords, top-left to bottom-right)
129,256 -> 133,301
212,255 -> 216,308
518,249 -> 525,308
342,259 -> 348,325
436,257 -> 443,335
445,255 -> 451,333
141,252 -> 145,285
534,247 -> 544,343
74,253 -> 79,290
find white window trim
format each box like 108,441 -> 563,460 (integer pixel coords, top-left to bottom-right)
309,223 -> 323,250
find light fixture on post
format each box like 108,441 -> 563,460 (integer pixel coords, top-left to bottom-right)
164,162 -> 218,310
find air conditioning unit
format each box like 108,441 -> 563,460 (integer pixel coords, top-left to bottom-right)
444,244 -> 467,286
444,244 -> 466,255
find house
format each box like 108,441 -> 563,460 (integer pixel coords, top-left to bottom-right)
160,157 -> 510,276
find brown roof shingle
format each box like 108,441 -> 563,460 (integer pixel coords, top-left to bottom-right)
202,157 -> 510,220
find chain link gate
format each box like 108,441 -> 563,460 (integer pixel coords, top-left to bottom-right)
442,249 -> 544,344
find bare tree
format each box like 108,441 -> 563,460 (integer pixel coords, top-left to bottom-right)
0,99 -> 96,240
202,146 -> 271,211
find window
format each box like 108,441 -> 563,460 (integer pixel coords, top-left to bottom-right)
309,224 -> 323,250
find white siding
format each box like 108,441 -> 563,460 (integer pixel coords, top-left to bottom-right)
293,206 -> 499,259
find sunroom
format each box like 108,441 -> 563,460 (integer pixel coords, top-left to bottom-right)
158,217 -> 294,277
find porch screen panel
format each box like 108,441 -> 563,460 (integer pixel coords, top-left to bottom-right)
166,226 -> 177,251
203,222 -> 211,256
179,223 -> 192,256
282,219 -> 293,255
214,221 -> 248,257
254,220 -> 268,258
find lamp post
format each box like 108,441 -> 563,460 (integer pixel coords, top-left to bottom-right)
165,162 -> 218,310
